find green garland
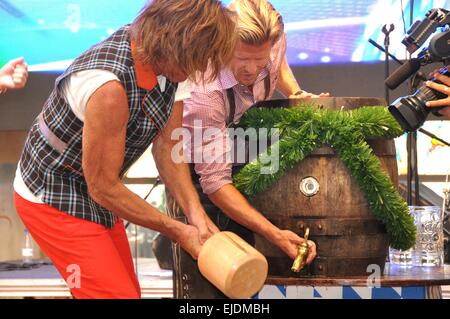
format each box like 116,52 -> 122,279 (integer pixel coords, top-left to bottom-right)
233,104 -> 416,250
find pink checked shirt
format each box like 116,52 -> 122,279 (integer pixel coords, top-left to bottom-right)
182,35 -> 286,195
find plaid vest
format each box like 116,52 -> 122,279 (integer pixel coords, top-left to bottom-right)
19,25 -> 176,228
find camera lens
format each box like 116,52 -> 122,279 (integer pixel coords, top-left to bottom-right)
388,68 -> 448,131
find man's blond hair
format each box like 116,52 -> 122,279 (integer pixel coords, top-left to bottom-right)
130,0 -> 237,81
230,0 -> 284,46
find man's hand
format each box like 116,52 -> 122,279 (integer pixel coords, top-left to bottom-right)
276,229 -> 317,264
278,53 -> 330,100
177,223 -> 204,260
0,57 -> 28,91
425,71 -> 450,119
289,91 -> 330,99
209,184 -> 318,263
185,209 -> 219,244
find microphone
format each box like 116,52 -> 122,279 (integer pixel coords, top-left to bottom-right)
385,58 -> 421,90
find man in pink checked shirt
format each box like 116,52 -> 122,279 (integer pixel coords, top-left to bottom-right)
166,0 -> 328,299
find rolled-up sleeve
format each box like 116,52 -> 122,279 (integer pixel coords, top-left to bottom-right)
183,90 -> 233,195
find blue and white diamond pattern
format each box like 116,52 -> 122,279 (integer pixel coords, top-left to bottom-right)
254,285 -> 425,299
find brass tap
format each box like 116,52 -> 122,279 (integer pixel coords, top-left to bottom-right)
291,227 -> 310,273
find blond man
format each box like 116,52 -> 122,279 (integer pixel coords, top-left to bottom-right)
14,0 -> 235,299
168,0 -> 325,298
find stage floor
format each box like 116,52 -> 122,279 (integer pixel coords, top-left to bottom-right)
0,258 -> 172,298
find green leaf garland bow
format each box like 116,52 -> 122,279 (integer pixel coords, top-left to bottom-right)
233,105 -> 416,250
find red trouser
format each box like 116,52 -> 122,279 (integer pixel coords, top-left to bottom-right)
14,192 -> 141,299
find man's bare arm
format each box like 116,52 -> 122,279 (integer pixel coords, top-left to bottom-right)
82,81 -> 202,258
152,101 -> 219,243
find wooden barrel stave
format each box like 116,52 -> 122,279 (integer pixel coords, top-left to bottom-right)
248,97 -> 397,277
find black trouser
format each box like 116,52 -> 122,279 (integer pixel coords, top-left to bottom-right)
166,165 -> 254,299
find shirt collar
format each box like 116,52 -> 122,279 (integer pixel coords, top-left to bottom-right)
130,41 -> 158,91
219,67 -> 239,90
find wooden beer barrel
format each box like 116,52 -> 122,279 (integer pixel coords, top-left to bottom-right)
249,97 -> 396,277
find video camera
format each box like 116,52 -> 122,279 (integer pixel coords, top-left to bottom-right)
386,8 -> 450,132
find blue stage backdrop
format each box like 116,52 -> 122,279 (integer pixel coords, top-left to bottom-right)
0,0 -> 446,71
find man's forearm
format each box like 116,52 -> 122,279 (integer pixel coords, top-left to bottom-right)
277,57 -> 301,97
152,141 -> 203,218
89,178 -> 202,259
208,184 -> 281,241
89,179 -> 186,243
